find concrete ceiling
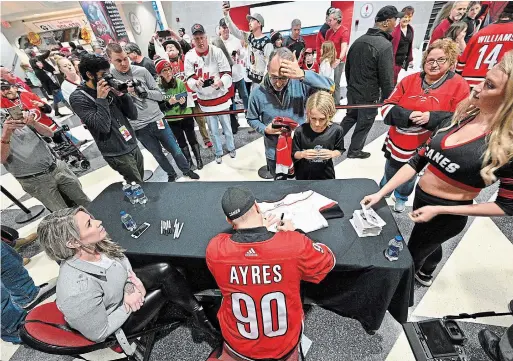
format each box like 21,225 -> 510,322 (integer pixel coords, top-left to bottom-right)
0,1 -> 82,22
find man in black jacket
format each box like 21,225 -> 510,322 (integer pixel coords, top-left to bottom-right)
341,5 -> 401,159
69,54 -> 144,183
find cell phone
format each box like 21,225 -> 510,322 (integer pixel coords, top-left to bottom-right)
157,30 -> 171,39
131,222 -> 150,239
175,91 -> 188,100
202,78 -> 215,87
7,105 -> 24,121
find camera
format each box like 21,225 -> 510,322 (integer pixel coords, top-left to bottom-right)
103,73 -> 128,92
102,74 -> 148,98
403,319 -> 468,361
202,78 -> 215,88
127,79 -> 148,99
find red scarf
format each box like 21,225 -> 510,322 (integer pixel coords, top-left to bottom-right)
273,117 -> 298,180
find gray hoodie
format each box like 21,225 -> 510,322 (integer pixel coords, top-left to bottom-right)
110,65 -> 164,131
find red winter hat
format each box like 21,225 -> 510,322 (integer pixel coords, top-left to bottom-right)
154,57 -> 171,74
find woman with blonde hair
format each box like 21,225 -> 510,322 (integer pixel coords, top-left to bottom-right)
292,91 -> 344,180
363,51 -> 513,287
37,207 -> 219,344
319,41 -> 337,81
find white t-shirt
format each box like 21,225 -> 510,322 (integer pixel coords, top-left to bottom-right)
60,79 -> 79,104
222,34 -> 244,83
319,59 -> 334,81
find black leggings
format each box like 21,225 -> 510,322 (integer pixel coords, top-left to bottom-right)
168,118 -> 198,149
408,187 -> 473,275
121,263 -> 200,333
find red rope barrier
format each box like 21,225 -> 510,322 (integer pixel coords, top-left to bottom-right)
162,103 -> 384,120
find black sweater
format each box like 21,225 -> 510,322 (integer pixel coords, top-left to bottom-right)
345,28 -> 394,103
69,85 -> 139,157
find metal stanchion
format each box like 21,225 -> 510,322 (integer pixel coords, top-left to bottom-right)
143,170 -> 154,181
1,186 -> 45,224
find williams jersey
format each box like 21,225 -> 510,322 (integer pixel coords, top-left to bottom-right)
206,231 -> 335,360
456,21 -> 513,88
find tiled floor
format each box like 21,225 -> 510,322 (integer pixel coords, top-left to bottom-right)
1,101 -> 511,361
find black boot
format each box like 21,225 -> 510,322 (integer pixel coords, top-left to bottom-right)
181,146 -> 194,168
191,144 -> 203,170
191,306 -> 221,343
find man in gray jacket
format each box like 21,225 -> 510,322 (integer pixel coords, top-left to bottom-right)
106,43 -> 199,181
341,5 -> 400,159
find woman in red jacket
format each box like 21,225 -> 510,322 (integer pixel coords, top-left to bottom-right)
391,6 -> 415,85
379,39 -> 470,212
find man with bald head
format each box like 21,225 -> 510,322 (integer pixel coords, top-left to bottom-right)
430,1 -> 470,44
246,47 -> 334,176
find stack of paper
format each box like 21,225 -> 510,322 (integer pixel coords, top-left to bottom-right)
350,206 -> 387,237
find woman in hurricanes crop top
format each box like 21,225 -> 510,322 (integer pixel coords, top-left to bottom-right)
362,51 -> 513,287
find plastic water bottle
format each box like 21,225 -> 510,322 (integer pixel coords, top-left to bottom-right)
131,182 -> 148,205
120,211 -> 137,231
122,181 -> 136,204
384,236 -> 404,261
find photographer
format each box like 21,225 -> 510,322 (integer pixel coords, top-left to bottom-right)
69,54 -> 144,184
1,82 -> 90,212
107,43 -> 199,181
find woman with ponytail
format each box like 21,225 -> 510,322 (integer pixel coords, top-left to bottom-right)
362,51 -> 513,287
38,207 -> 219,344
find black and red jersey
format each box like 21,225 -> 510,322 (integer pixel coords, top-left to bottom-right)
409,117 -> 513,215
381,72 -> 470,164
456,21 -> 513,88
206,229 -> 334,360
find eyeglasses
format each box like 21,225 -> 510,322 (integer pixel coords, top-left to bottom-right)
426,58 -> 448,66
161,68 -> 173,74
270,75 -> 288,82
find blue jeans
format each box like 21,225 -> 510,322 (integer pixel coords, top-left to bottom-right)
380,159 -> 417,201
1,242 -> 39,343
233,80 -> 249,109
135,121 -> 190,177
206,114 -> 235,157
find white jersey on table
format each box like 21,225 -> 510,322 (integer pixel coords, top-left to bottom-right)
258,190 -> 338,233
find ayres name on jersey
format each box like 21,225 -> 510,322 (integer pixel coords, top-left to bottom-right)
230,265 -> 283,285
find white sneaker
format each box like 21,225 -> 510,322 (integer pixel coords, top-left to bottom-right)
215,156 -> 222,164
23,278 -> 57,310
229,150 -> 236,158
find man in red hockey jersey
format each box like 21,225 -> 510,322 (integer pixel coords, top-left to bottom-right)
456,2 -> 513,88
206,186 -> 335,361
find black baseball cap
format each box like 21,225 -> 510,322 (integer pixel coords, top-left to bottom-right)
375,5 -> 404,22
191,23 -> 205,35
219,18 -> 228,28
222,186 -> 256,220
0,79 -> 13,90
